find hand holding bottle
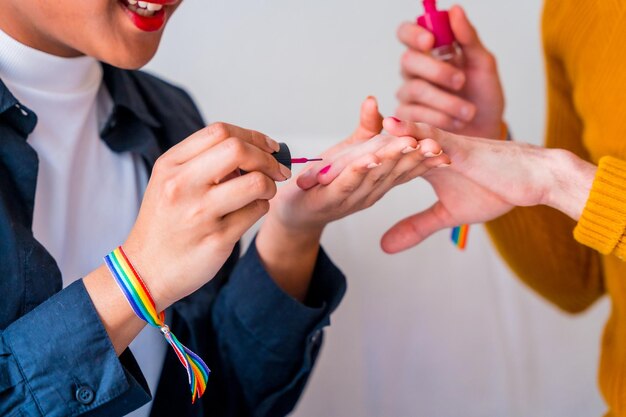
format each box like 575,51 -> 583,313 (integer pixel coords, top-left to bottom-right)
397,4 -> 505,139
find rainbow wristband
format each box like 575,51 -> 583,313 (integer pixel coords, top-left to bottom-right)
451,224 -> 470,250
104,246 -> 210,403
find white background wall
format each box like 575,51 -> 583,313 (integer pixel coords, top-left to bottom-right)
147,1 -> 610,416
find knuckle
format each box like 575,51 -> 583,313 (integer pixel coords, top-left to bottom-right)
482,52 -> 498,71
339,181 -> 358,194
248,172 -> 272,194
415,122 -> 435,137
208,122 -> 230,140
364,197 -> 378,209
401,50 -> 414,68
370,172 -> 387,186
162,177 -> 182,202
153,154 -> 170,172
223,137 -> 246,156
408,79 -> 428,100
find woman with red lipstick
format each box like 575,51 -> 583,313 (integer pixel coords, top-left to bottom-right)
0,1 -> 448,416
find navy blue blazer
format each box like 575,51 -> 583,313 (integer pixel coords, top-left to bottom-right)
0,64 -> 346,417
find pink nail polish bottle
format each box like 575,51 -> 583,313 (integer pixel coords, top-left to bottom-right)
418,0 -> 463,67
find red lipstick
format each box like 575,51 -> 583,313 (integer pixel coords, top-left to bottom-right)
120,0 -> 177,32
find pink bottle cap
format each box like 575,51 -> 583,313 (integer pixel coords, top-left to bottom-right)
417,0 -> 456,47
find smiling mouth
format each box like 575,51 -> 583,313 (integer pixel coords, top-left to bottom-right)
123,0 -> 164,17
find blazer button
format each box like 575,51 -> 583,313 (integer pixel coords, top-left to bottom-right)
75,386 -> 95,405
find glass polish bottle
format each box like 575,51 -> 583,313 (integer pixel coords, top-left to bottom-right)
417,0 -> 463,67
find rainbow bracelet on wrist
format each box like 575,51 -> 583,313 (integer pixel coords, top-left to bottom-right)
104,246 -> 210,403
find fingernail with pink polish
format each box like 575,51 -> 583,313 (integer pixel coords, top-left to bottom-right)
320,165 -> 331,175
390,117 -> 402,123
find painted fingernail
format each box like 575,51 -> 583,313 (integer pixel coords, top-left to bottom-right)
390,117 -> 402,123
452,73 -> 465,89
279,164 -> 292,179
367,162 -> 382,169
424,150 -> 444,158
402,145 -> 419,154
320,165 -> 331,175
266,137 -> 281,152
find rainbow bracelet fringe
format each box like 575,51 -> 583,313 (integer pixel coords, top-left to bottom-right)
104,246 -> 210,403
451,224 -> 470,250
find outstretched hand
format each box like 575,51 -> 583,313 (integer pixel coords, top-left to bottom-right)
256,97 -> 446,300
380,119 -> 597,254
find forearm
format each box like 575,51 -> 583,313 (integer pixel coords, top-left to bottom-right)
256,216 -> 323,302
83,264 -> 146,355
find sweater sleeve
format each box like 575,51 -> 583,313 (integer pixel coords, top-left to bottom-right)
574,156 -> 626,259
484,35 -> 605,313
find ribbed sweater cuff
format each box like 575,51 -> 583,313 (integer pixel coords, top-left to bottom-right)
574,156 -> 626,257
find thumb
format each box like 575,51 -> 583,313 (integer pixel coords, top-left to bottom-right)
449,6 -> 493,66
381,201 -> 452,253
349,96 -> 384,143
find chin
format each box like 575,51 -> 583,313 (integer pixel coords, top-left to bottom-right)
100,44 -> 160,70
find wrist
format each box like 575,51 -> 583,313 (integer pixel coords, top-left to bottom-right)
261,215 -> 324,252
256,216 -> 323,302
118,241 -> 174,312
544,149 -> 597,220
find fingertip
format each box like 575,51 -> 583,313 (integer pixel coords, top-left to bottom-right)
360,96 -> 384,133
383,116 -> 402,131
380,230 -> 407,254
449,5 -> 469,26
380,238 -> 397,255
398,21 -> 435,51
364,95 -> 378,107
296,174 -> 316,191
449,4 -> 479,47
449,4 -> 465,16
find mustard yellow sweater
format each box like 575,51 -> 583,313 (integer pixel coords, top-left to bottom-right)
486,1 -> 626,415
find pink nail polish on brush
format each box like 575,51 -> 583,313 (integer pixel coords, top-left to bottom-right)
418,0 -> 463,67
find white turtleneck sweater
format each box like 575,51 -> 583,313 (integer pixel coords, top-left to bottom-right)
0,29 -> 165,417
